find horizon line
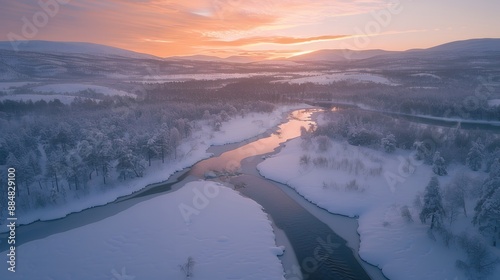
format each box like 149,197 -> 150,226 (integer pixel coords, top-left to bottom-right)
0,37 -> 498,60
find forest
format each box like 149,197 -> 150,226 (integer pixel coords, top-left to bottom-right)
0,86 -> 277,218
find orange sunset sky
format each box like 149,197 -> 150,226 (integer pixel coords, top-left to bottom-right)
1,0 -> 499,59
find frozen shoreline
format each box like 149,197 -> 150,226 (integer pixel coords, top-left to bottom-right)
234,118 -> 386,280
240,133 -> 387,280
268,177 -> 389,280
0,106 -> 316,279
3,104 -> 304,229
0,106 -> 314,279
0,181 -> 287,279
257,135 -> 500,280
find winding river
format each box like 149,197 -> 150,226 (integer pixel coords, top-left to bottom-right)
1,108 -> 387,280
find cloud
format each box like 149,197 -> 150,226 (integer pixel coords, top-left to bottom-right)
201,35 -> 349,47
202,48 -> 306,59
0,0 -> 392,57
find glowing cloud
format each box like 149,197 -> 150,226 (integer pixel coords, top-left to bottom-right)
0,0 -> 499,58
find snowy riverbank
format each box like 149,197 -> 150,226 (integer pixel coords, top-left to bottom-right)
258,137 -> 500,280
5,104 -> 304,228
0,181 -> 286,279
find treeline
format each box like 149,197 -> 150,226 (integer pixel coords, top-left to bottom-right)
324,69 -> 500,121
0,97 -> 276,214
136,77 -> 310,103
138,76 -> 500,121
314,108 -> 500,167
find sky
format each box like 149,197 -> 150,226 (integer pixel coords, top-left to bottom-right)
1,0 -> 499,59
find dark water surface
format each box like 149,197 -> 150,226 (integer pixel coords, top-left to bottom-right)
187,109 -> 371,279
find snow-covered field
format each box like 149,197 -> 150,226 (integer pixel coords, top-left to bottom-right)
258,138 -> 500,280
0,94 -> 82,104
0,82 -> 37,92
251,60 -> 301,66
488,99 -> 500,107
34,83 -> 135,97
136,71 -> 325,83
408,86 -> 439,89
0,181 -> 285,280
275,72 -> 396,85
8,105 -> 302,227
1,83 -> 136,103
138,72 -> 277,82
201,111 -> 288,146
410,73 -> 442,79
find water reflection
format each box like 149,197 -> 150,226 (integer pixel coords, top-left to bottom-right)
190,109 -> 321,176
189,107 -> 372,280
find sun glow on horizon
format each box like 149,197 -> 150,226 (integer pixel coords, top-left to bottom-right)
1,0 -> 499,58
287,50 -> 316,58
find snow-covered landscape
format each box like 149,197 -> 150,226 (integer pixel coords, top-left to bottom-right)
0,93 -> 81,104
258,135 -> 500,279
275,72 -> 397,86
0,181 -> 286,280
33,84 -> 136,97
0,105 -> 298,227
1,2 -> 500,278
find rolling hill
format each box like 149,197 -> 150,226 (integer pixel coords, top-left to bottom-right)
0,40 -> 158,60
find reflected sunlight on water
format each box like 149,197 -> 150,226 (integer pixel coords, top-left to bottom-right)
189,109 -> 322,176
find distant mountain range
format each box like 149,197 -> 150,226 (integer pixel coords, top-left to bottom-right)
288,38 -> 500,62
169,54 -> 267,63
0,38 -> 499,65
288,49 -> 396,62
0,40 -> 158,60
169,38 -> 500,63
419,38 -> 500,54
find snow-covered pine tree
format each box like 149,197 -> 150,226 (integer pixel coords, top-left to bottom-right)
381,134 -> 396,153
489,158 -> 500,179
64,150 -> 86,191
219,110 -> 230,122
443,173 -> 470,222
169,127 -> 181,159
401,205 -> 413,223
412,140 -> 433,163
486,148 -> 500,172
46,150 -> 65,192
98,138 -> 113,185
466,140 -> 485,171
432,152 -> 447,176
145,132 -> 161,166
473,159 -> 500,246
77,140 -> 95,180
158,123 -> 171,164
455,232 -> 497,278
420,176 -> 445,229
473,188 -> 500,247
19,153 -> 36,195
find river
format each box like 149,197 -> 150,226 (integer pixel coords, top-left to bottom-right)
1,108 -> 387,280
